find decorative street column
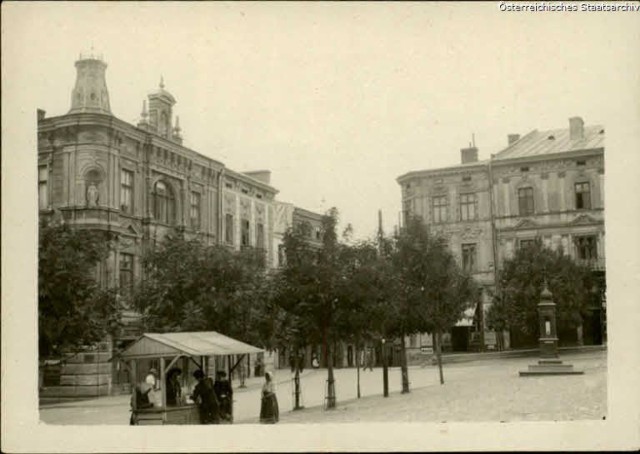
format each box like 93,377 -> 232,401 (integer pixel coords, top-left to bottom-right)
537,283 -> 559,359
520,282 -> 583,376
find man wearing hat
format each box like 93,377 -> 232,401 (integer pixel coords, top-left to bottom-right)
191,369 -> 220,424
213,370 -> 233,422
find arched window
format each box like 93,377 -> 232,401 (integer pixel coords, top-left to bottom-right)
153,180 -> 175,224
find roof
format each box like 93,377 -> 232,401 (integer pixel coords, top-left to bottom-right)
493,125 -> 604,161
118,331 -> 263,360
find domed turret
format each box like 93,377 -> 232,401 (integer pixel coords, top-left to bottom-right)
69,53 -> 112,115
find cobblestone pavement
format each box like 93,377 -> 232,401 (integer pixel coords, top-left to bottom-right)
39,351 -> 606,425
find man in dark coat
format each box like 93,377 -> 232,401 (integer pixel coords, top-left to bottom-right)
213,370 -> 233,422
191,370 -> 220,424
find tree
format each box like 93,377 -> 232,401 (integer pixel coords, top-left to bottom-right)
39,220 -> 121,358
333,239 -> 393,398
487,239 -> 594,345
392,216 -> 477,384
132,234 -> 268,339
275,207 -> 346,409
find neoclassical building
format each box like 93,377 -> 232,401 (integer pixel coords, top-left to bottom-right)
397,117 -> 605,353
37,55 -> 322,397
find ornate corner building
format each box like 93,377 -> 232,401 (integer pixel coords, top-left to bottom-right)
397,117 -> 605,352
37,55 -> 322,398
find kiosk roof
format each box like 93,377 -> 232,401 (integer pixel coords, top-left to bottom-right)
118,331 -> 263,359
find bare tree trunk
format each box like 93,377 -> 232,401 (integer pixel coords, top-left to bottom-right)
436,330 -> 444,385
293,361 -> 302,410
400,332 -> 410,393
356,339 -> 361,399
325,329 -> 336,409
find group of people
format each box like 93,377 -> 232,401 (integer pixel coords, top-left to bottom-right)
131,366 -> 278,424
191,369 -> 233,424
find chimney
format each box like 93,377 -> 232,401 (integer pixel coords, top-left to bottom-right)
461,146 -> 478,164
569,116 -> 584,140
508,134 -> 520,145
37,109 -> 46,121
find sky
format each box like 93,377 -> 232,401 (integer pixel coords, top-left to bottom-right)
4,2 -> 639,239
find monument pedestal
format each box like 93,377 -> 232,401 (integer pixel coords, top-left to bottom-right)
519,359 -> 583,376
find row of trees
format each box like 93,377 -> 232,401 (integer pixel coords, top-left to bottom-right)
132,210 -> 478,406
39,210 -> 597,407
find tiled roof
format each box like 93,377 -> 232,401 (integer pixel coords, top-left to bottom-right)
494,125 -> 604,161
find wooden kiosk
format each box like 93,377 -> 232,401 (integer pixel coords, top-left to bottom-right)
117,331 -> 263,425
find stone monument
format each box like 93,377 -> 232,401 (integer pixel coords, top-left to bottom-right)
519,282 -> 584,376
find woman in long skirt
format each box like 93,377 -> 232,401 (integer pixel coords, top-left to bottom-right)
259,371 -> 279,424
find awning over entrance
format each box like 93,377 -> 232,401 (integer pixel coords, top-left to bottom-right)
117,331 -> 263,360
455,307 -> 476,327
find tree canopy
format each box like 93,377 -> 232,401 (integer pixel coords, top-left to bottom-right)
486,239 -> 595,337
39,220 -> 121,358
132,233 -> 268,343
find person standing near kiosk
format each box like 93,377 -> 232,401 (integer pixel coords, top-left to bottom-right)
213,371 -> 233,422
191,370 -> 220,424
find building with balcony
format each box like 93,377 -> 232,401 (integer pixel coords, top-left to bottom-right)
397,117 -> 605,353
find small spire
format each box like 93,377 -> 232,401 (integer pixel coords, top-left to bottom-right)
173,115 -> 181,133
141,99 -> 148,118
159,75 -> 165,90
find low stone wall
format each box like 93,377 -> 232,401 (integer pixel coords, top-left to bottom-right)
40,339 -> 113,399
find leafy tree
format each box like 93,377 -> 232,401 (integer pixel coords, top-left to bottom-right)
133,234 -> 268,340
392,216 -> 477,384
39,220 -> 121,358
275,207 -> 346,409
487,239 -> 594,345
333,239 -> 394,398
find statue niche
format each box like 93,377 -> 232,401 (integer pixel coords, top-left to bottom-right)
85,168 -> 103,207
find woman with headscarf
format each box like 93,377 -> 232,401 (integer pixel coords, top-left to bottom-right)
259,371 -> 279,424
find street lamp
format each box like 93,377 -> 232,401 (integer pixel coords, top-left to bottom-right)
381,338 -> 389,397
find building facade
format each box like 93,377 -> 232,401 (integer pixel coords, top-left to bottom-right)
397,117 -> 605,353
37,55 -> 322,397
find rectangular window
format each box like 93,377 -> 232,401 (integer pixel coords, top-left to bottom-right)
190,192 -> 201,229
518,187 -> 535,216
575,182 -> 591,210
432,195 -> 448,223
575,236 -> 597,260
120,169 -> 134,214
460,193 -> 477,221
225,214 -> 234,244
462,243 -> 477,273
278,244 -> 286,267
119,253 -> 133,295
315,226 -> 322,240
256,223 -> 264,249
38,166 -> 48,210
241,219 -> 250,247
519,239 -> 535,250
